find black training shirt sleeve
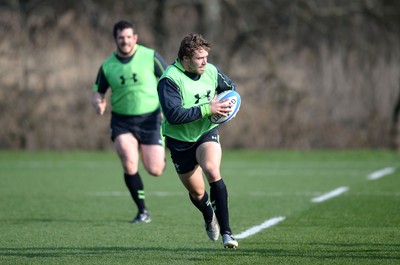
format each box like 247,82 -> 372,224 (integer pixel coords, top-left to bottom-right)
154,52 -> 168,78
216,67 -> 236,94
94,66 -> 109,94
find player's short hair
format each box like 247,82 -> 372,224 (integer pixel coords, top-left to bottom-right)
113,20 -> 136,39
178,33 -> 211,60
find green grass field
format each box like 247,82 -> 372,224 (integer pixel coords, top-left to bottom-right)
0,150 -> 399,265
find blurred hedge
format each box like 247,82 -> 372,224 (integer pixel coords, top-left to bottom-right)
0,0 -> 399,150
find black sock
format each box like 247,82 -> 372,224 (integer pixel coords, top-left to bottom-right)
189,192 -> 214,223
124,172 -> 146,213
210,179 -> 231,235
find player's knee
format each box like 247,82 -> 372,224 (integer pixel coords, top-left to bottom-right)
149,169 -> 162,177
122,161 -> 137,173
189,190 -> 205,201
203,167 -> 221,183
147,163 -> 165,177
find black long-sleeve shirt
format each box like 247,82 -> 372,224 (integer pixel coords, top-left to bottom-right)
157,65 -> 236,125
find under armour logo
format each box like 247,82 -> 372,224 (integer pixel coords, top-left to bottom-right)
194,90 -> 211,104
120,73 -> 138,85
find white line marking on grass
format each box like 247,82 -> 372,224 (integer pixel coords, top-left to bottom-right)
249,191 -> 322,197
89,191 -> 185,197
151,191 -> 185,196
90,191 -> 129,196
367,167 -> 395,180
311,186 -> 349,203
235,217 -> 285,239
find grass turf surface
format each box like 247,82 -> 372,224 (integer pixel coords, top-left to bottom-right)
0,150 -> 399,264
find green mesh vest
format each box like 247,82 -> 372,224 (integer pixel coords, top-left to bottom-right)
160,60 -> 219,142
99,45 -> 159,115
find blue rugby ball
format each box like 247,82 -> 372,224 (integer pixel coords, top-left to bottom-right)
209,90 -> 241,124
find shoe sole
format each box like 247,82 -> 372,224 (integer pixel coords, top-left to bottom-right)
130,218 -> 151,223
136,220 -> 151,223
223,242 -> 238,249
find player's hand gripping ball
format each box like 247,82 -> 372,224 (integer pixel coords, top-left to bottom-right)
209,90 -> 241,124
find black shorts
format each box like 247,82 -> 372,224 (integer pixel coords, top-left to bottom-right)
166,128 -> 220,174
110,109 -> 163,145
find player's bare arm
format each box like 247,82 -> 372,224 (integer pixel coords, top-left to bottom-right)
92,92 -> 107,115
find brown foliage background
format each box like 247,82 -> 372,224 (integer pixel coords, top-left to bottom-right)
1,0 -> 400,150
